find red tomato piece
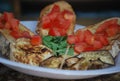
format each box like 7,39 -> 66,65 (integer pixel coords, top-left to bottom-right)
4,22 -> 11,29
84,30 -> 94,45
84,45 -> 95,51
67,35 -> 77,44
62,10 -> 73,20
74,42 -> 87,53
0,22 -> 4,29
75,29 -> 85,42
54,14 -> 71,30
3,12 -> 14,22
96,19 -> 118,33
0,15 -> 4,22
10,31 -> 21,39
9,18 -> 19,31
42,16 -> 51,29
106,24 -> 119,37
49,27 -> 61,36
51,4 -> 60,13
30,35 -> 42,46
21,31 -> 31,38
95,34 -> 109,46
59,29 -> 66,36
93,40 -> 103,50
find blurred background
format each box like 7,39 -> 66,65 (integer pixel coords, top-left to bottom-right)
0,0 -> 120,26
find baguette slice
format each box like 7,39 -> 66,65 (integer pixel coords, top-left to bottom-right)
0,13 -> 53,66
36,1 -> 76,36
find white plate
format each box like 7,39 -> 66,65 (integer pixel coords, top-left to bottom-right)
0,21 -> 120,79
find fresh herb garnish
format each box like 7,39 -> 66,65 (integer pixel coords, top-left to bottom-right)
43,36 -> 74,56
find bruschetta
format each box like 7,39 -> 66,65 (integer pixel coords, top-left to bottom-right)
0,12 -> 53,66
67,17 -> 120,57
36,1 -> 76,36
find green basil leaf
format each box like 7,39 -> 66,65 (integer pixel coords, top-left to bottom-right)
42,36 -> 73,56
67,48 -> 74,56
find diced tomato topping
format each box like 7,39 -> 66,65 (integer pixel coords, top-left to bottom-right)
0,15 -> 4,22
67,35 -> 77,44
10,31 -> 21,39
42,16 -> 51,29
75,29 -> 85,42
74,43 -> 87,53
50,5 -> 60,14
84,46 -> 95,51
93,40 -> 103,50
59,29 -> 66,36
62,10 -> 73,20
4,22 -> 11,29
95,34 -> 109,46
41,4 -> 73,36
21,31 -> 31,38
49,28 -> 61,36
3,12 -> 14,22
9,18 -> 19,31
96,19 -> 118,33
0,12 -> 34,40
0,22 -> 4,29
30,35 -> 42,46
106,24 -> 119,37
84,30 -> 94,45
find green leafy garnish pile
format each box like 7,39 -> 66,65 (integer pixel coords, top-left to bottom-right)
43,36 -> 74,56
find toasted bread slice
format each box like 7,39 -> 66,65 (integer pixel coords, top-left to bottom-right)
36,1 -> 76,36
